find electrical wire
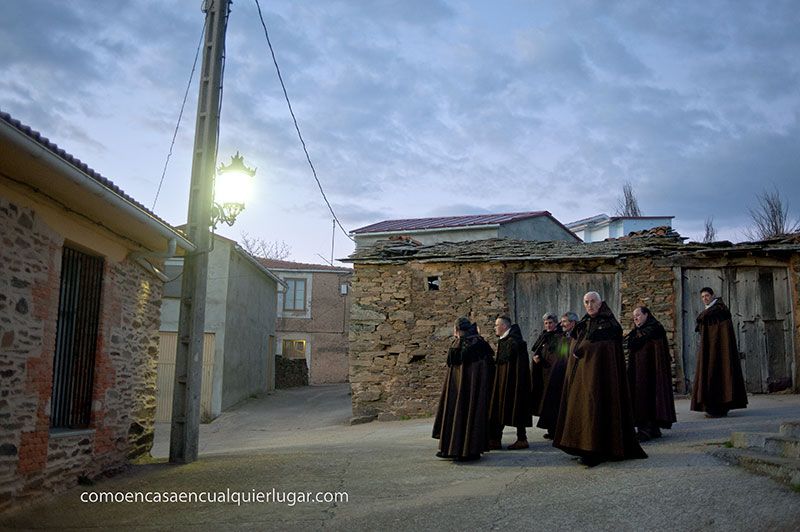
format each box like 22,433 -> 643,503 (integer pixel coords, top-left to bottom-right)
152,18 -> 207,211
252,0 -> 354,242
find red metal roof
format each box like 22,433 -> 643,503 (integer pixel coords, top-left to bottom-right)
351,211 -> 552,234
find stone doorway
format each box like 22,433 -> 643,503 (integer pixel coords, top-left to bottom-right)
681,267 -> 794,394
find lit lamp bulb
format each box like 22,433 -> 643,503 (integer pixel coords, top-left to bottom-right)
212,151 -> 256,228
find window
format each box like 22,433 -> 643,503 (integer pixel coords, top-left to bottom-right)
427,276 -> 440,291
51,247 -> 104,429
282,339 -> 306,359
283,278 -> 307,310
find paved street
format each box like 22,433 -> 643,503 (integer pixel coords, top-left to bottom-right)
2,385 -> 799,531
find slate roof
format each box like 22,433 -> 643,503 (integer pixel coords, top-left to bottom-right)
345,227 -> 800,264
351,211 -> 552,234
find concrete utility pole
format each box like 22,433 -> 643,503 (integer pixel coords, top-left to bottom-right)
170,0 -> 231,464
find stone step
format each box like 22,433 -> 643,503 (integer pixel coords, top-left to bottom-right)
731,432 -> 800,459
780,421 -> 800,439
712,448 -> 800,489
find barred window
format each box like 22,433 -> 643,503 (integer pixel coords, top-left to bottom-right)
50,247 -> 104,429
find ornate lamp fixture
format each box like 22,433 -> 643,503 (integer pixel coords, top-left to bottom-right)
211,151 -> 256,228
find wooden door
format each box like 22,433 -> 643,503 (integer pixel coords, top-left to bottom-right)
513,271 -> 620,344
155,332 -> 216,422
730,267 -> 793,393
681,267 -> 793,394
681,268 -> 731,390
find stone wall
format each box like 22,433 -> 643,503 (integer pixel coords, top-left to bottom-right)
349,261 -> 507,421
349,255 -> 688,420
275,356 -> 308,389
0,197 -> 163,510
348,238 -> 800,419
619,256 -> 680,390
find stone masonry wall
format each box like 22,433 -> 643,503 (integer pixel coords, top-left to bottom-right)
0,197 -> 164,510
619,256 -> 680,390
275,355 -> 309,388
0,198 -> 63,509
349,261 -> 507,421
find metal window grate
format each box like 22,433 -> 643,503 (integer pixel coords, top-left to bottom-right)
50,247 -> 104,429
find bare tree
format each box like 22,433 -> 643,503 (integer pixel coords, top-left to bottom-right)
744,188 -> 799,241
703,216 -> 716,243
615,181 -> 642,217
239,232 -> 291,260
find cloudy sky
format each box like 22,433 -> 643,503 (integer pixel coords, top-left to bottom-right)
2,0 -> 798,264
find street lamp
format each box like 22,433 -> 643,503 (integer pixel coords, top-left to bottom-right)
212,151 -> 256,228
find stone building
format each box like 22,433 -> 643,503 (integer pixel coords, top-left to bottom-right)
350,211 -> 579,249
259,259 -> 353,385
0,111 -> 194,509
157,233 -> 283,422
345,230 -> 800,421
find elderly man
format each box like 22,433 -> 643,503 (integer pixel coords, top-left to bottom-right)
691,287 -> 748,417
535,312 -> 578,440
627,306 -> 677,440
489,315 -> 533,450
553,292 -> 646,466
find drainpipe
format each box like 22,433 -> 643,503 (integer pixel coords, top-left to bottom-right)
128,238 -> 178,282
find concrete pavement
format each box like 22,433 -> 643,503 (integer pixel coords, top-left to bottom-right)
2,385 -> 799,531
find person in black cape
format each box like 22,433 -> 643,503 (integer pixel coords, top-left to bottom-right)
489,315 -> 533,450
626,306 -> 677,441
535,311 -> 577,440
691,287 -> 748,417
432,317 -> 495,462
553,292 -> 647,467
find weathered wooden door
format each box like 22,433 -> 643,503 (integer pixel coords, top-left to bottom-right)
513,272 -> 620,343
729,268 -> 793,393
681,268 -> 731,391
155,332 -> 216,422
681,267 -> 793,393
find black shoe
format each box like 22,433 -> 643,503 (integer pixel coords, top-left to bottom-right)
454,454 -> 480,462
436,451 -> 455,460
577,456 -> 602,467
637,430 -> 652,442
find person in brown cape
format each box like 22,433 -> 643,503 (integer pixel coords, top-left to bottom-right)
690,287 -> 748,417
553,292 -> 647,467
535,311 -> 578,440
530,313 -> 562,418
488,316 -> 533,450
432,317 -> 494,461
626,306 -> 677,441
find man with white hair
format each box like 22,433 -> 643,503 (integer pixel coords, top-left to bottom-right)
553,292 -> 646,467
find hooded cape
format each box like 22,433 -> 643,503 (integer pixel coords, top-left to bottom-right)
489,323 -> 533,428
553,302 -> 647,460
626,314 -> 677,428
690,299 -> 748,413
432,327 -> 495,458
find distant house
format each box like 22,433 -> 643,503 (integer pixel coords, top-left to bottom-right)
567,214 -> 674,243
158,233 -> 282,421
0,111 -> 194,510
258,259 -> 353,385
350,211 -> 579,248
